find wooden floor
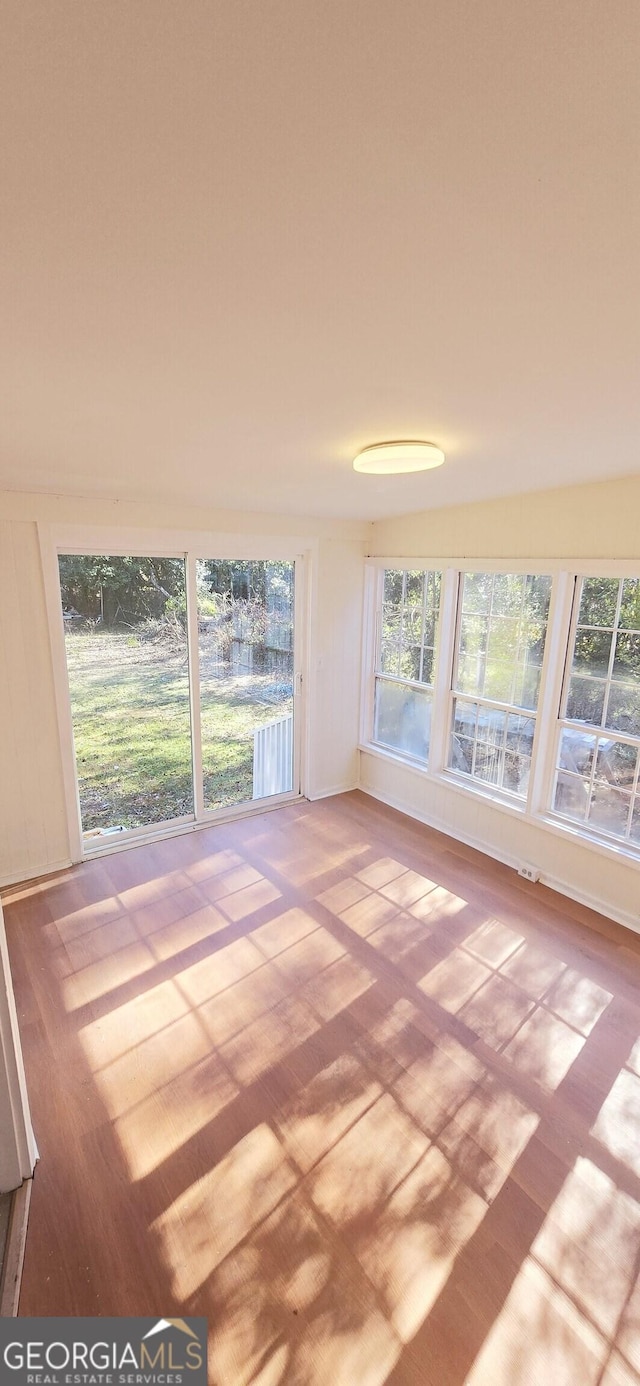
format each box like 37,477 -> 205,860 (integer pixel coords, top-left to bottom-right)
4,791 -> 640,1385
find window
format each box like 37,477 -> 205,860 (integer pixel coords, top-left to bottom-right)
364,560 -> 640,864
373,569 -> 441,762
448,572 -> 552,799
552,576 -> 640,847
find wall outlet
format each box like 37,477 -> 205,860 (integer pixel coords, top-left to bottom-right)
518,864 -> 540,883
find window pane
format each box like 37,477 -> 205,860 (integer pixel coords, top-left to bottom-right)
374,678 -> 431,762
620,578 -> 640,630
612,632 -> 640,682
405,570 -> 425,605
578,577 -> 619,627
457,616 -> 488,696
487,618 -> 519,664
453,698 -> 477,738
484,660 -> 515,704
588,784 -> 632,837
572,629 -> 613,677
421,647 -> 435,685
566,675 -> 606,726
506,713 -> 535,756
450,735 -> 474,774
504,749 -> 531,795
463,572 -> 493,615
605,683 -> 640,737
594,739 -> 638,789
476,707 -> 507,746
475,742 -> 505,785
491,573 -> 524,617
380,609 -> 401,676
383,569 -> 404,605
451,698 -> 477,773
553,771 -> 589,821
558,727 -> 597,775
519,662 -> 545,711
402,606 -> 423,646
398,645 -> 422,681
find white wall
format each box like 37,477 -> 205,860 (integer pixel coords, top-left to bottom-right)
0,899 -> 37,1191
363,474 -> 640,933
369,473 -> 640,560
0,491 -> 367,887
0,518 -> 70,884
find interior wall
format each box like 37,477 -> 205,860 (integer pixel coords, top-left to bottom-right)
362,473 -> 640,933
0,898 -> 37,1191
0,491 -> 367,888
368,472 -> 640,560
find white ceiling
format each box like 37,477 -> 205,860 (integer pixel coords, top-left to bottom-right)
2,1 -> 639,521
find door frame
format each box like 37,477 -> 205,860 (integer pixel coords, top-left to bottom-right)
39,523 -> 311,863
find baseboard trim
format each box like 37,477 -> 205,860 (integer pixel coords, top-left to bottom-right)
306,783 -> 359,802
359,783 -> 640,939
0,859 -> 72,893
0,1178 -> 32,1316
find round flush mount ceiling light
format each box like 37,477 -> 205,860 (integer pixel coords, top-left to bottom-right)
352,440 -> 445,474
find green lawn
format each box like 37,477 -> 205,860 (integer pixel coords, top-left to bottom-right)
65,626 -> 292,832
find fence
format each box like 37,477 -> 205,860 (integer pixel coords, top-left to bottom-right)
253,714 -> 294,799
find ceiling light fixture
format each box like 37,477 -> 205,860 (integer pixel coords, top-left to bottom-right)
352,440 -> 445,474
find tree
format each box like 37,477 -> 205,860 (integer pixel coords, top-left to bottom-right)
58,555 -> 185,625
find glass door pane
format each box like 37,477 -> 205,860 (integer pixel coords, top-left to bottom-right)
58,555 -> 194,839
196,559 -> 295,810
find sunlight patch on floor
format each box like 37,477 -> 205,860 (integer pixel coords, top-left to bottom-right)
79,978 -> 191,1068
112,1050 -> 240,1180
592,1070 -> 640,1180
467,1157 -> 640,1386
152,1124 -> 298,1300
357,1143 -> 487,1342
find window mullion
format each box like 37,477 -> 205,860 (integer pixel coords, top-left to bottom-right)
429,568 -> 460,773
418,573 -> 427,684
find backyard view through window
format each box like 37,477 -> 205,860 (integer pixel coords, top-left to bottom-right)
449,572 -> 552,798
373,568 -> 442,762
196,559 -> 294,809
553,576 -> 640,845
58,554 -> 296,839
59,555 -> 193,835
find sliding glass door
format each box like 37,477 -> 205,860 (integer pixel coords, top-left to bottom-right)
56,550 -> 300,849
